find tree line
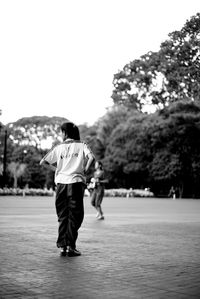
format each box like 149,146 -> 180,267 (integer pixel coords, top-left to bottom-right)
0,13 -> 200,198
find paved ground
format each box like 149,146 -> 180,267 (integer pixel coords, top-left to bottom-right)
0,196 -> 200,299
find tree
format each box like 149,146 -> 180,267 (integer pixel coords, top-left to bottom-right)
79,123 -> 99,155
8,162 -> 26,188
95,105 -> 132,160
148,100 -> 200,197
102,100 -> 200,197
0,124 -> 16,187
103,111 -> 150,188
157,13 -> 200,103
7,116 -> 69,149
112,13 -> 200,111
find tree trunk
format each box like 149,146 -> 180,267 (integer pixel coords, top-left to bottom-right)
178,182 -> 184,198
13,175 -> 18,188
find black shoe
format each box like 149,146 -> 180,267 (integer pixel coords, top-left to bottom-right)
67,246 -> 81,257
60,246 -> 67,256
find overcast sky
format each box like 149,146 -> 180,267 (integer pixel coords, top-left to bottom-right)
0,0 -> 199,126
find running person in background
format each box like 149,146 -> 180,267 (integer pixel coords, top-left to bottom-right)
91,161 -> 105,220
40,122 -> 95,256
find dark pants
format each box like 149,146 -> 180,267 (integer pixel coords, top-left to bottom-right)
55,182 -> 85,249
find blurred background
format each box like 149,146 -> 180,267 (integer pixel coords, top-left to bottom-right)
0,1 -> 200,198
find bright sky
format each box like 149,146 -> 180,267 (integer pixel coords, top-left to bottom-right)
0,0 -> 199,126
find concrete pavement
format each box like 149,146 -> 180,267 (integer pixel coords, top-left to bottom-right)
0,196 -> 200,298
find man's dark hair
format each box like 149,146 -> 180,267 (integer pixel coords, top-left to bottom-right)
61,122 -> 80,140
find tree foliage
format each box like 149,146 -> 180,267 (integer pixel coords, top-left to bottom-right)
103,111 -> 152,188
112,13 -> 200,111
7,116 -> 68,149
8,162 -> 26,188
102,100 -> 200,197
95,105 -> 132,160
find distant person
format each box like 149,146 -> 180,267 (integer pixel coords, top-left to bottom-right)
40,122 -> 95,256
168,186 -> 176,199
91,161 -> 106,220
